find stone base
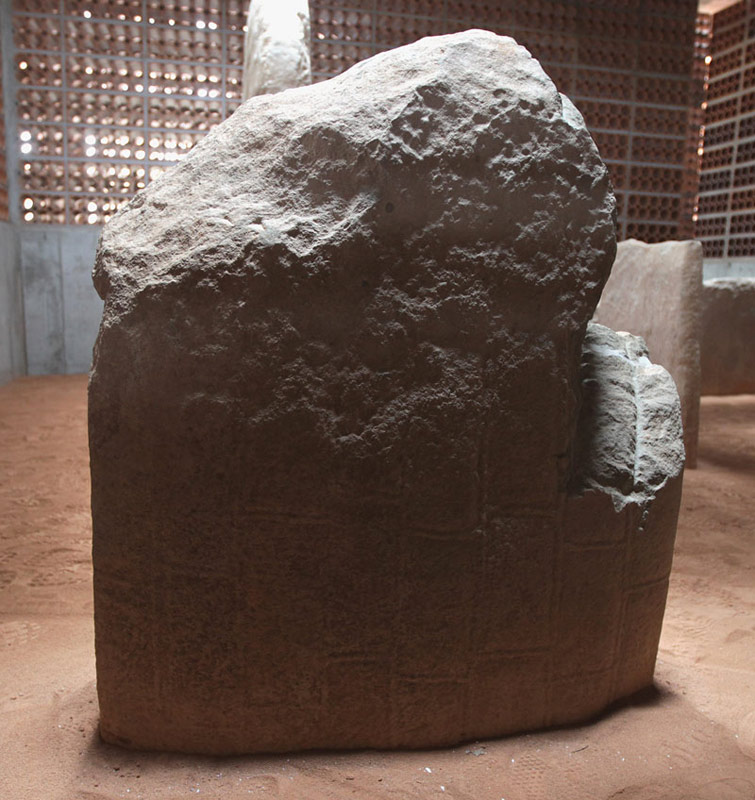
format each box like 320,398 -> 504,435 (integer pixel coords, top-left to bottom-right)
92,325 -> 684,755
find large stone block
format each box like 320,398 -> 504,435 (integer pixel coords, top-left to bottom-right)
700,278 -> 755,395
90,31 -> 684,754
593,238 -> 702,467
242,0 -> 311,100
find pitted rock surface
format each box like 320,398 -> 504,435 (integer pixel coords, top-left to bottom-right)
90,30 -> 684,754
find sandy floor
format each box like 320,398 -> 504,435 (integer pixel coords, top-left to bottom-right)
1,374 -> 753,800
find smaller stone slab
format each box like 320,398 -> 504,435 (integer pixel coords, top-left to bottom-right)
242,0 -> 311,100
593,239 -> 702,467
700,278 -> 755,395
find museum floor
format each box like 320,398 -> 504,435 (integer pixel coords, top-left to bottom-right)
1,374 -> 753,800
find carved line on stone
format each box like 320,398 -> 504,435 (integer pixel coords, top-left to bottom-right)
460,495 -> 488,737
486,506 -> 559,520
544,492 -> 568,728
328,653 -> 391,665
563,540 -> 627,551
619,502 -> 636,597
399,528 -> 484,542
460,345 -> 491,739
610,580 -> 631,696
152,508 -> 560,536
624,574 -> 671,593
219,510 -> 345,526
146,523 -> 163,718
396,675 -> 468,686
551,665 -> 615,682
387,530 -> 406,742
612,585 -> 634,702
461,541 -> 480,735
477,647 -> 551,661
608,481 -> 640,700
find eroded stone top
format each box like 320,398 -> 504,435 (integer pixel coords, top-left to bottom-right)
94,30 -> 616,331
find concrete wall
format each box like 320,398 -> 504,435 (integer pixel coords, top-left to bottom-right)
703,258 -> 755,280
0,220 -> 25,385
19,224 -> 102,375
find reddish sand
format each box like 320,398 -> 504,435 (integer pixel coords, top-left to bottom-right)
1,374 -> 753,800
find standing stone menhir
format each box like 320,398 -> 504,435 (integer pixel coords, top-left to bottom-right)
700,278 -> 755,395
242,0 -> 311,100
90,30 -> 685,755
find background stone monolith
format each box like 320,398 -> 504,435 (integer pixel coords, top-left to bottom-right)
700,278 -> 755,395
242,0 -> 311,100
90,30 -> 685,755
593,238 -> 702,467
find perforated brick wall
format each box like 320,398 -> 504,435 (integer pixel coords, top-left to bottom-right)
9,0 -> 702,236
12,0 -> 245,224
696,0 -> 755,257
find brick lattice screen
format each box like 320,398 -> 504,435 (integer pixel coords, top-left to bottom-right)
696,0 -> 755,258
10,0 -> 703,238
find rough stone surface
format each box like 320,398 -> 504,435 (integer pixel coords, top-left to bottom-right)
242,0 -> 311,100
593,238 -> 702,467
700,278 -> 755,395
90,31 -> 684,755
